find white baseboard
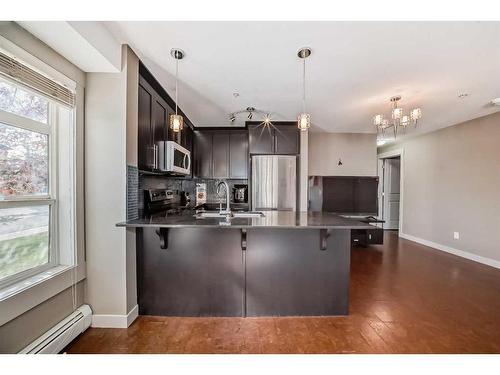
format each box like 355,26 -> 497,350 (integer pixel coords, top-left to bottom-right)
91,304 -> 138,328
399,232 -> 500,269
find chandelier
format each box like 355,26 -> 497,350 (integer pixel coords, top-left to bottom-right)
373,96 -> 421,139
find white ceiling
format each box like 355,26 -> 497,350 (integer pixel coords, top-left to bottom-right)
103,21 -> 500,135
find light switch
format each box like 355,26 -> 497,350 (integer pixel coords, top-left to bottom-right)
453,232 -> 460,240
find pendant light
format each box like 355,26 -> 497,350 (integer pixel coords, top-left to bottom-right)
170,48 -> 185,133
297,47 -> 312,131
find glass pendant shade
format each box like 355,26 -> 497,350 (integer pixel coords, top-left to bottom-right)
410,108 -> 422,121
298,113 -> 311,131
392,107 -> 403,120
170,114 -> 184,133
400,115 -> 410,127
373,114 -> 383,126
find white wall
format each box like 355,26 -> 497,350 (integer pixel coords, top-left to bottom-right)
85,46 -> 138,326
379,112 -> 500,266
308,132 -> 377,176
0,22 -> 86,353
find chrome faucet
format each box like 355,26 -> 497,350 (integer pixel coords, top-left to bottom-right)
216,180 -> 231,215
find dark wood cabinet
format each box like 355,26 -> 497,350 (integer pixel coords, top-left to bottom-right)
138,77 -> 169,171
194,131 -> 213,178
248,123 -> 299,155
194,129 -> 249,179
248,125 -> 274,154
229,131 -> 248,179
138,83 -> 153,170
153,97 -> 167,147
212,132 -> 230,178
180,125 -> 193,151
274,124 -> 299,155
138,72 -> 194,173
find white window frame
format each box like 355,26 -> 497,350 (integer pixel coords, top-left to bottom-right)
0,74 -> 74,291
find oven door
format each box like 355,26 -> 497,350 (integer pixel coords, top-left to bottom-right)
167,141 -> 191,175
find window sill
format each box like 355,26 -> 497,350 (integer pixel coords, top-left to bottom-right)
0,265 -> 70,301
0,263 -> 86,326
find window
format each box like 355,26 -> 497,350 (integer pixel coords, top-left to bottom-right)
0,74 -> 76,289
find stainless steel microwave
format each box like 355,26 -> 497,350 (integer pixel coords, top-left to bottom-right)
157,141 -> 191,175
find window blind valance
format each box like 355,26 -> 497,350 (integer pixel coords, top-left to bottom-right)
0,50 -> 76,107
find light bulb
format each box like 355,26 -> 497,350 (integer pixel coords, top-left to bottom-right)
410,108 -> 422,121
392,107 -> 403,120
297,113 -> 311,131
400,115 -> 410,127
373,114 -> 383,126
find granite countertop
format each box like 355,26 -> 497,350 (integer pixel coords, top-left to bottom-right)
116,211 -> 375,229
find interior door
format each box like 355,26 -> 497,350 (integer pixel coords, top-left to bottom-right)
383,158 -> 401,230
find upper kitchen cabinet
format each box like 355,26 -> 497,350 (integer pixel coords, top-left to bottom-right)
229,131 -> 248,179
193,129 -> 249,179
274,124 -> 299,155
138,77 -> 169,171
212,132 -> 230,179
248,125 -> 274,154
137,62 -> 195,172
248,123 -> 299,155
193,130 -> 213,179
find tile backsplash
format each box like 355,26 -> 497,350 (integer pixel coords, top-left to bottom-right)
138,175 -> 248,214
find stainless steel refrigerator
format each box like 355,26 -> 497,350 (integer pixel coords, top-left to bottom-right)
251,155 -> 297,211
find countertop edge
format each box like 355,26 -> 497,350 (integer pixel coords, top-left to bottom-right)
116,222 -> 376,230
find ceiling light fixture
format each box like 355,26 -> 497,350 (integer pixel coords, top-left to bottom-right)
373,96 -> 421,138
297,47 -> 312,131
229,107 -> 274,124
170,48 -> 185,133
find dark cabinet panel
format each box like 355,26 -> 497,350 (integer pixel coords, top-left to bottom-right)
249,125 -> 274,154
180,124 -> 193,151
229,131 -> 248,179
274,125 -> 299,155
138,83 -> 153,170
248,124 -> 299,155
138,228 -> 244,316
245,229 -> 350,316
152,97 -> 167,145
212,132 -> 230,178
194,129 -> 249,179
194,131 -> 213,178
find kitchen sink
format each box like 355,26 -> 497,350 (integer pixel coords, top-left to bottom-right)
195,211 -> 264,219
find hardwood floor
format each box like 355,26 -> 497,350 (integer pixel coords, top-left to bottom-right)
65,231 -> 500,354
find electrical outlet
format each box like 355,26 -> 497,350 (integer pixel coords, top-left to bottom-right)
453,232 -> 460,240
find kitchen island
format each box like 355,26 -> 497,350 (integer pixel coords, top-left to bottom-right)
117,211 -> 373,317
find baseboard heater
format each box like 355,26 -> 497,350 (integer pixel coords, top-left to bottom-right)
19,304 -> 92,354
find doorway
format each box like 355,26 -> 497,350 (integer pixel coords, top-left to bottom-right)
378,151 -> 403,231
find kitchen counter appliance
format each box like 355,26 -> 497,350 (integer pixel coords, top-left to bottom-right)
232,184 -> 248,204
